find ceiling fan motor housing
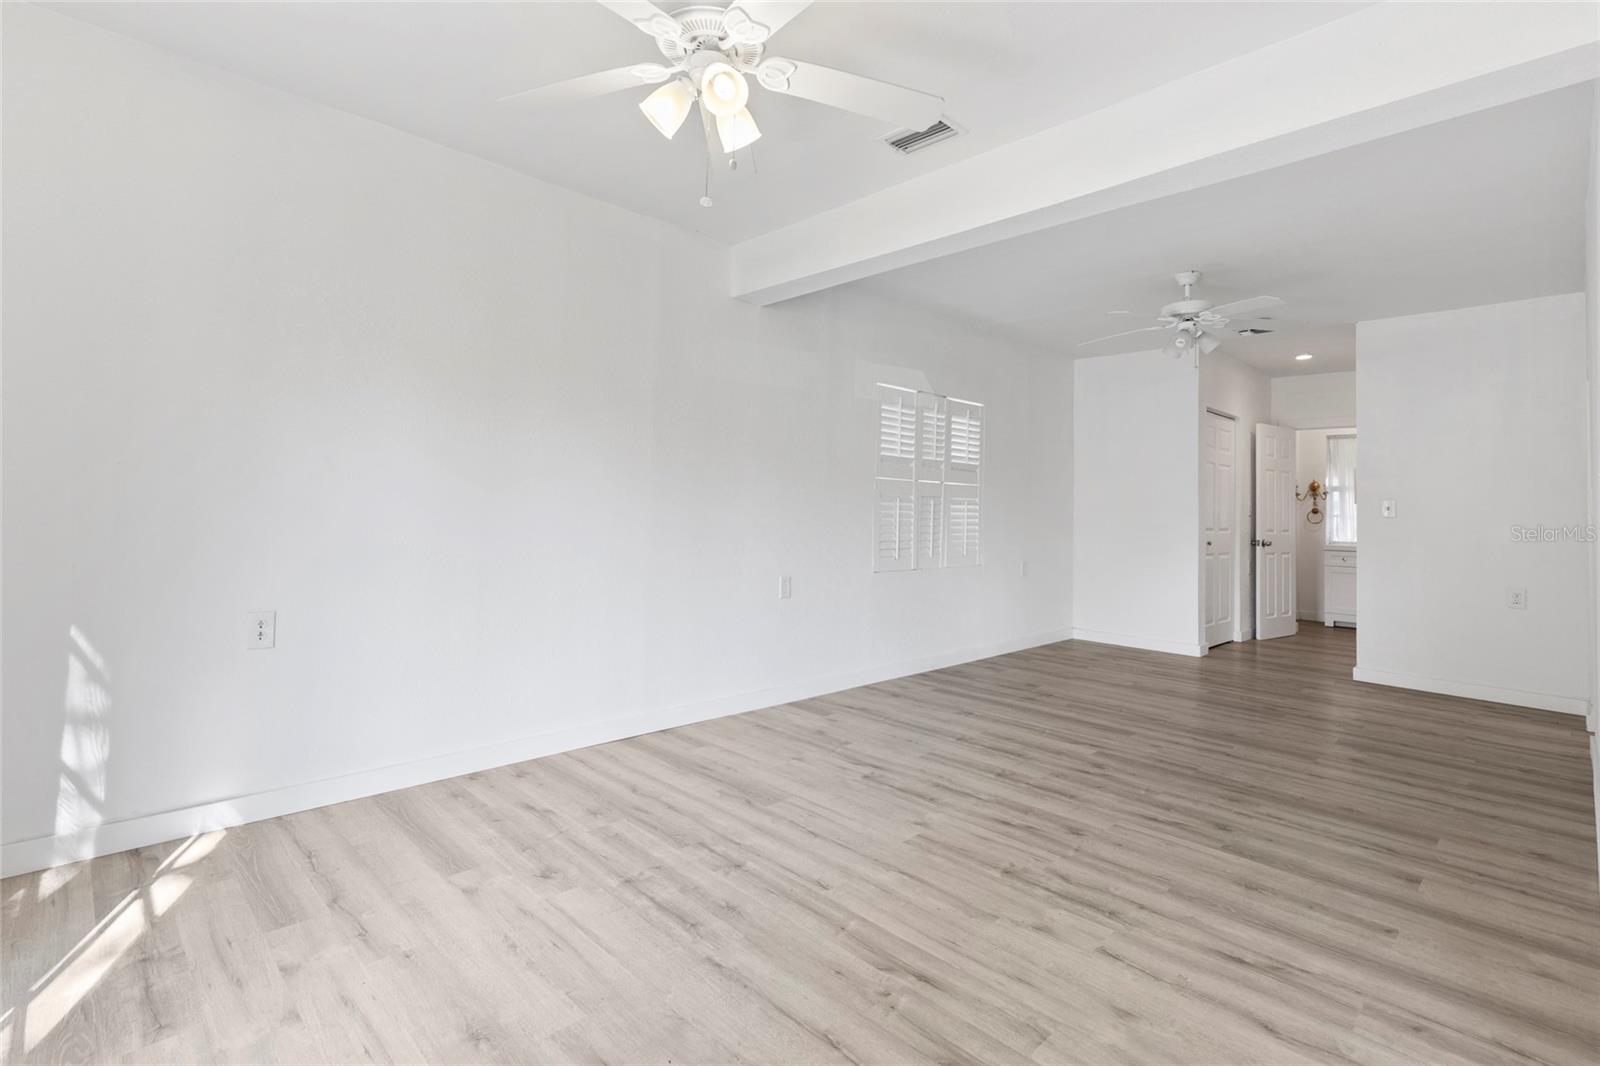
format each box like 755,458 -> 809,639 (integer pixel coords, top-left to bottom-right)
656,5 -> 765,67
1161,298 -> 1213,318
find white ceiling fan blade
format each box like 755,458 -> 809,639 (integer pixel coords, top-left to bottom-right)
596,0 -> 683,41
498,65 -> 671,108
1206,295 -> 1284,319
757,58 -> 942,130
1077,325 -> 1170,347
723,1 -> 812,42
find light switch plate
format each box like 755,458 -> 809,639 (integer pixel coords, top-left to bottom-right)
248,610 -> 276,649
1506,588 -> 1526,610
778,576 -> 792,600
1381,499 -> 1397,518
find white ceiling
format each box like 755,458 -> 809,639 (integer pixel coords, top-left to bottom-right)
45,1 -> 1362,244
858,83 -> 1594,375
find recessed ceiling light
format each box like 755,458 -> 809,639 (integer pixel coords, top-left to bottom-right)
1295,353 -> 1314,361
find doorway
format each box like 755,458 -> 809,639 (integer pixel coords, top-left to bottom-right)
1202,411 -> 1237,648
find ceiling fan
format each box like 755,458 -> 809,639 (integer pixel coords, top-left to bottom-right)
1078,271 -> 1285,363
498,1 -> 944,161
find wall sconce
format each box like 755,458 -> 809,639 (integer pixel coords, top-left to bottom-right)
1296,479 -> 1327,525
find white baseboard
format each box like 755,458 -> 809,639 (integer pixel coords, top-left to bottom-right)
1071,628 -> 1206,658
1352,666 -> 1590,717
1,627 -> 1075,877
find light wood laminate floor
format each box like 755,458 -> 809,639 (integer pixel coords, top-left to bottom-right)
4,627 -> 1598,1064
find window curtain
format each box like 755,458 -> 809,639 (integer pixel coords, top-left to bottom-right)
1326,435 -> 1357,544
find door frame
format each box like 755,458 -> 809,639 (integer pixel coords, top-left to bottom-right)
1201,408 -> 1245,649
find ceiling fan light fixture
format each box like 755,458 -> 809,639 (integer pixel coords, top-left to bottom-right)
1198,333 -> 1220,356
700,62 -> 749,117
640,78 -> 694,139
716,106 -> 761,153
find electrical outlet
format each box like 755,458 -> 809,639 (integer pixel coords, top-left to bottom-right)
778,576 -> 792,600
247,610 -> 276,649
1506,588 -> 1526,610
1381,499 -> 1397,518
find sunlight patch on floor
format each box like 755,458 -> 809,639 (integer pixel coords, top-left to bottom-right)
5,829 -> 224,1055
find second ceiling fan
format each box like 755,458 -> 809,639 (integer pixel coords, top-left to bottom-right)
499,1 -> 945,156
1079,271 -> 1285,364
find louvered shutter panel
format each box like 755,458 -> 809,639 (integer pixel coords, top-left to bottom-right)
916,392 -> 946,482
915,482 -> 944,568
945,491 -> 982,567
877,384 -> 917,481
946,399 -> 982,567
874,480 -> 916,572
912,391 -> 946,568
948,400 -> 983,483
874,384 -> 918,571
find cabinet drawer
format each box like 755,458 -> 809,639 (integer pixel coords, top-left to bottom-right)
1325,551 -> 1357,567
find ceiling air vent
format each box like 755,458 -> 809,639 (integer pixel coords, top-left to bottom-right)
1237,327 -> 1275,335
884,119 -> 960,155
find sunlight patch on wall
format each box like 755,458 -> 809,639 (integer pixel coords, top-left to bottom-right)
53,627 -> 112,847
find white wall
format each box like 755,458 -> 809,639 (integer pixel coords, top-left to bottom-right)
1201,351 -> 1270,642
1072,350 -> 1201,655
1293,427 -> 1358,623
0,7 -> 1073,873
1356,293 -> 1590,715
1271,371 -> 1357,429
1584,79 -> 1599,873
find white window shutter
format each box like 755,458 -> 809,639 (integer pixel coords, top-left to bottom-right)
945,491 -> 982,567
946,399 -> 982,566
915,482 -> 944,569
916,391 -> 946,484
948,400 -> 983,484
877,384 -> 917,481
874,387 -> 982,573
874,480 -> 916,572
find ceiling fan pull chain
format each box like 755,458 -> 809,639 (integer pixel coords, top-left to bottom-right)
700,106 -> 714,207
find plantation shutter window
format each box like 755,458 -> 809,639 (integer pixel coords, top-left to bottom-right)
873,385 -> 982,572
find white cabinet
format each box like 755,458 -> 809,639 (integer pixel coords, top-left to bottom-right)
1324,546 -> 1356,626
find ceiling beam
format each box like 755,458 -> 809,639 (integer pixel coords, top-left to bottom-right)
730,2 -> 1600,306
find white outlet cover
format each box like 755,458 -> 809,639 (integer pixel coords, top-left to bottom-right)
1381,499 -> 1397,518
248,609 -> 277,649
1506,588 -> 1526,610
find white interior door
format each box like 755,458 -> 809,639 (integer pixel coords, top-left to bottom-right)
1202,412 -> 1236,648
1255,423 -> 1297,639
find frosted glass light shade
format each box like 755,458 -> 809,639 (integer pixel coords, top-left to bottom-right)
640,79 -> 694,139
700,62 -> 749,117
716,106 -> 761,153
